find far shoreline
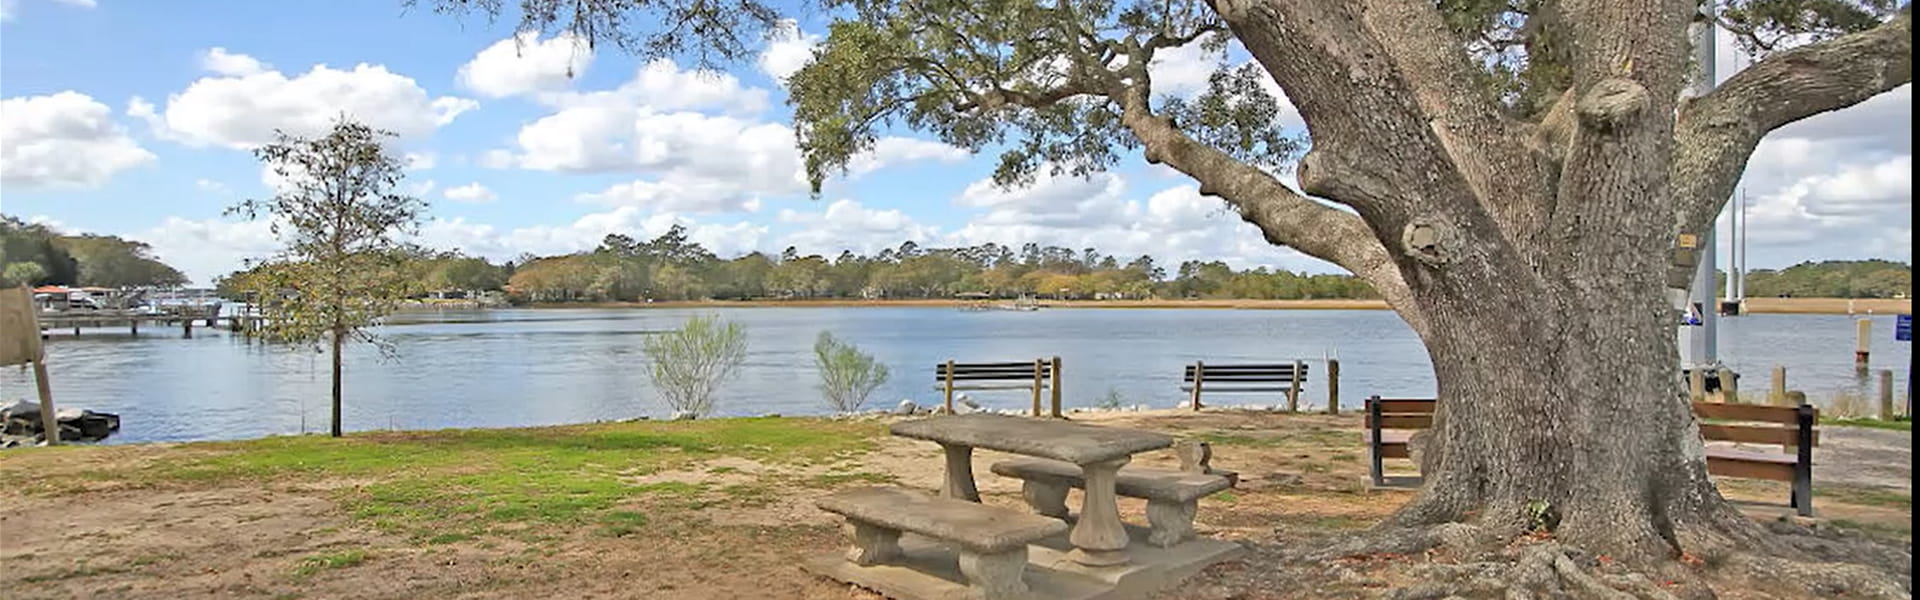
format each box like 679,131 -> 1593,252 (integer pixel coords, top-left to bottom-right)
511,296 -> 1911,315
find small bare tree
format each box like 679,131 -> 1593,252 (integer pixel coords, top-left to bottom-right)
813,331 -> 890,414
641,314 -> 748,418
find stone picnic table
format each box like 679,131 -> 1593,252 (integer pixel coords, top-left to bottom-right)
890,413 -> 1174,567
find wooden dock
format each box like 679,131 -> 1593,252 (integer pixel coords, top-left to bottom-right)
36,306 -> 265,338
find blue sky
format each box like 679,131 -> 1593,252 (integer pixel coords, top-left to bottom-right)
1,0 -> 1911,284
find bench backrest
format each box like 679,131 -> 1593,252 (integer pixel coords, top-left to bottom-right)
1693,402 -> 1820,447
934,361 -> 1055,382
1363,396 -> 1437,429
1183,363 -> 1308,384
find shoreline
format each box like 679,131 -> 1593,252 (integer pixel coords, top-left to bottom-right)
519,296 -> 1910,315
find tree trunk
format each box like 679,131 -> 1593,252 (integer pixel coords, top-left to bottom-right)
330,325 -> 344,438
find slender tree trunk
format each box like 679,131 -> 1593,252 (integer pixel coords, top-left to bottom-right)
330,324 -> 344,438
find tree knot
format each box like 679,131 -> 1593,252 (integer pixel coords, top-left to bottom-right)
1400,218 -> 1457,266
1575,78 -> 1651,132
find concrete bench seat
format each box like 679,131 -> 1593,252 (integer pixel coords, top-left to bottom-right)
990,457 -> 1232,548
816,486 -> 1068,600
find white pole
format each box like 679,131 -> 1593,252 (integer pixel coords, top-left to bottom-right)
1681,8 -> 1720,368
1737,188 -> 1748,301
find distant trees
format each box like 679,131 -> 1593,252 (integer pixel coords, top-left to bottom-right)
1,215 -> 186,288
1729,260 -> 1912,299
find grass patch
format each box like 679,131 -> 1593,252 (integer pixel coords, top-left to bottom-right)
1820,417 -> 1912,432
808,472 -> 896,487
594,510 -> 651,538
1823,485 -> 1911,510
292,549 -> 367,577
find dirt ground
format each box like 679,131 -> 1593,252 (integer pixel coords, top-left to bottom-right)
0,410 -> 1908,599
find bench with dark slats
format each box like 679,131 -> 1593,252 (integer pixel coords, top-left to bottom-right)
934,359 -> 1062,417
1362,396 -> 1821,516
816,486 -> 1068,600
1182,361 -> 1309,411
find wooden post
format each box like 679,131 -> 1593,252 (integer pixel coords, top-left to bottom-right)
1879,369 -> 1895,420
1770,365 -> 1788,406
943,359 -> 956,414
1855,318 -> 1871,371
1326,359 -> 1341,415
1189,361 -> 1205,411
1031,359 -> 1044,417
1716,367 -> 1737,403
33,361 -> 58,445
1688,369 -> 1707,402
183,318 -> 193,338
1049,356 -> 1062,418
130,318 -> 138,336
1287,359 -> 1302,412
1367,396 -> 1384,487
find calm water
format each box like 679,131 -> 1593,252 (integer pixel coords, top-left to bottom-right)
2,308 -> 1910,444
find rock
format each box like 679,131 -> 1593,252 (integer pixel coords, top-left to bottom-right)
953,394 -> 983,414
760,413 -> 782,418
893,400 -> 919,415
0,401 -> 119,445
670,410 -> 697,421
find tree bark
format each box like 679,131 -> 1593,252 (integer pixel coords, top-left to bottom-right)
330,325 -> 344,438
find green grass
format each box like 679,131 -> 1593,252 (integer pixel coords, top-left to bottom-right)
1823,484 -> 1912,510
292,550 -> 367,577
4,417 -> 884,544
1819,416 -> 1912,432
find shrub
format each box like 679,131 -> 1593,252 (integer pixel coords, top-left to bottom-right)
642,314 -> 749,417
814,331 -> 890,414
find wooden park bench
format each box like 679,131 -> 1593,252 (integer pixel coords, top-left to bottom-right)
990,442 -> 1234,548
1363,396 -> 1821,516
1182,361 -> 1309,411
935,358 -> 1062,417
815,486 -> 1068,600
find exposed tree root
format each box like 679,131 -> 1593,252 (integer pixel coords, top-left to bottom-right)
1293,519 -> 1911,600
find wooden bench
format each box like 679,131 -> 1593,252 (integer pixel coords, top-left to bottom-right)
816,486 -> 1068,600
1183,361 -> 1309,411
1363,396 -> 1821,516
935,359 -> 1062,417
989,443 -> 1235,548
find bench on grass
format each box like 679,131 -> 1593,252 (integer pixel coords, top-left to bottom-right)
816,486 -> 1068,600
935,359 -> 1063,417
1183,361 -> 1308,411
1362,396 -> 1822,516
989,442 -> 1235,548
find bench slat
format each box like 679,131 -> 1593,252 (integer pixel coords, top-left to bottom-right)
1183,374 -> 1307,382
1700,424 -> 1819,446
1364,414 -> 1434,429
815,487 -> 1067,554
1365,398 -> 1437,413
1705,452 -> 1797,481
936,361 -> 1046,369
1179,385 -> 1301,392
1692,402 -> 1811,424
931,383 -> 1047,391
989,458 -> 1233,503
1184,363 -> 1302,370
935,372 -> 1054,381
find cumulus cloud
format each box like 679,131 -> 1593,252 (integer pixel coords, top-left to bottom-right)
457,32 -> 593,98
758,21 -> 819,84
577,176 -> 765,214
539,59 -> 769,115
404,151 -> 437,171
417,208 -> 767,260
444,182 -> 497,204
1,91 -> 156,189
776,199 -> 941,255
201,47 -> 270,77
131,49 -> 477,149
136,217 -> 282,285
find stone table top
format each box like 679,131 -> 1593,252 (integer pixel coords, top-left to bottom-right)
890,413 -> 1174,465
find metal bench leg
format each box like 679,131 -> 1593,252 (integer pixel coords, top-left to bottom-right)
957,547 -> 1030,600
1021,480 -> 1070,518
845,521 -> 901,566
1145,498 -> 1198,548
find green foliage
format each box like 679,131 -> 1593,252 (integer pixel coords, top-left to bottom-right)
814,331 -> 891,413
1720,0 -> 1901,55
642,314 -> 749,417
54,234 -> 188,288
0,216 -> 85,286
407,0 -> 785,68
292,549 -> 367,577
1725,259 -> 1911,298
2,262 -> 46,288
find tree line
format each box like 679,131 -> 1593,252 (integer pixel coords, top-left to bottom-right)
1722,260 -> 1912,299
0,215 -> 189,289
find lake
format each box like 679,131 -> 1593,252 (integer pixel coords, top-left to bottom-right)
4,307 -> 1911,444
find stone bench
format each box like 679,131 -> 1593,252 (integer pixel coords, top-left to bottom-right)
989,457 -> 1233,548
815,486 -> 1068,600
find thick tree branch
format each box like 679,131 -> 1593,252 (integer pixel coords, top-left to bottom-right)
1671,8 -> 1912,238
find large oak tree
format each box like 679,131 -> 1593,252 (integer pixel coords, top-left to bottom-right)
420,0 -> 1911,592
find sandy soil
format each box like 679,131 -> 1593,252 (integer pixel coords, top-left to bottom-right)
0,410 -> 1907,599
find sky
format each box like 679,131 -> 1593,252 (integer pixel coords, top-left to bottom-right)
0,0 -> 1910,285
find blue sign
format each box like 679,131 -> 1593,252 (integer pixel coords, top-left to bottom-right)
1897,314 -> 1911,342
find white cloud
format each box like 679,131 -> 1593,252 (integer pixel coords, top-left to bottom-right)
1732,154 -> 1911,264
538,59 -> 768,115
0,91 -> 156,189
195,179 -> 230,195
956,169 -> 1136,229
848,137 -> 969,176
1148,36 -> 1225,98
136,217 -> 282,285
758,21 -> 819,85
201,47 -> 270,77
1,0 -> 94,21
578,176 -> 764,214
408,179 -> 438,198
444,182 -> 497,204
137,50 -> 477,149
404,151 -> 437,171
457,32 -> 592,98
417,209 -> 767,260
776,199 -> 940,254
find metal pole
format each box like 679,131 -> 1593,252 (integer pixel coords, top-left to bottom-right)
1679,8 -> 1720,370
1736,189 -> 1749,302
